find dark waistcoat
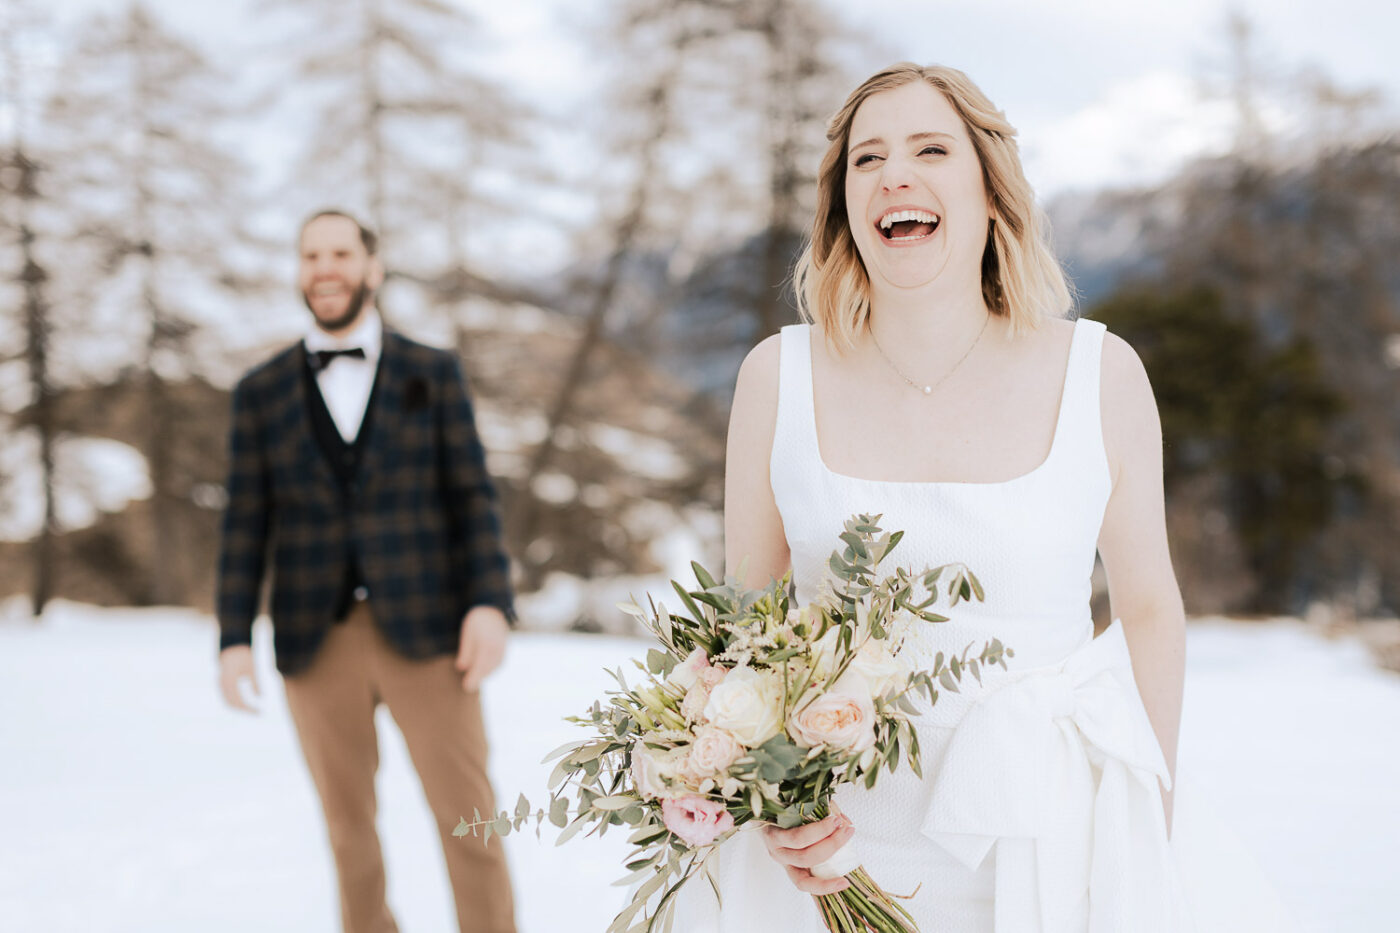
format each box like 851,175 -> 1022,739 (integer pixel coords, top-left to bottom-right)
301,358 -> 382,620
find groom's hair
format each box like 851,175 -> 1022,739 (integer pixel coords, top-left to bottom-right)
299,209 -> 379,256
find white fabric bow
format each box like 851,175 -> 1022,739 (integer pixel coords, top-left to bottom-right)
920,619 -> 1193,932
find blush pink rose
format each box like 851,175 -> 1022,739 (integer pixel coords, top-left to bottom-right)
680,666 -> 731,724
667,647 -> 713,690
699,666 -> 726,690
681,725 -> 744,783
660,795 -> 736,847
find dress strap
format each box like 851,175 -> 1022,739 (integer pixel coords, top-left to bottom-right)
773,324 -> 819,464
1052,318 -> 1110,485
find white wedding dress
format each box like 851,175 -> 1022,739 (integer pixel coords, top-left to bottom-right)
672,318 -> 1296,932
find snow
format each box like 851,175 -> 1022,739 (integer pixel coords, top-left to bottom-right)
2,601 -> 1397,932
0,431 -> 152,541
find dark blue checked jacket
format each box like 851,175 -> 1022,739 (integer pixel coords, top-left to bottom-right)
216,331 -> 515,675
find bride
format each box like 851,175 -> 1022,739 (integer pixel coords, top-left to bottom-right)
675,62 -> 1293,932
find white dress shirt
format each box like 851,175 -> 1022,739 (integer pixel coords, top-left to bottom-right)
304,310 -> 383,442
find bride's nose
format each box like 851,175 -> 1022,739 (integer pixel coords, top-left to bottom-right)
880,156 -> 916,192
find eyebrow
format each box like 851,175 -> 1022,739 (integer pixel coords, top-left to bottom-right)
850,131 -> 955,153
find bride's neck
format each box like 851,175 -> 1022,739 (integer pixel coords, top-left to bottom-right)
866,282 -> 991,352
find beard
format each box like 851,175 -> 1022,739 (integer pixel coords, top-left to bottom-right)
303,279 -> 373,332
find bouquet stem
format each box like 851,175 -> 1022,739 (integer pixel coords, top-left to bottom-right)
806,802 -> 918,932
814,865 -> 919,932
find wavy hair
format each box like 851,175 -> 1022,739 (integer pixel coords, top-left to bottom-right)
793,63 -> 1072,348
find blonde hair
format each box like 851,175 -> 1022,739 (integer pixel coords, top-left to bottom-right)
794,63 -> 1072,348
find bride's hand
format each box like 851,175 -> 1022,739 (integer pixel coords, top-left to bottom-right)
760,804 -> 855,895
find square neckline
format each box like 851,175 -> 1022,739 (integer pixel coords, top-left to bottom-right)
803,318 -> 1085,488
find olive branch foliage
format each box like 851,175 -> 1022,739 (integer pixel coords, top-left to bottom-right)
453,515 -> 1010,933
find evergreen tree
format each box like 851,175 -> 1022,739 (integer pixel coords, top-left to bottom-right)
1089,286 -> 1348,614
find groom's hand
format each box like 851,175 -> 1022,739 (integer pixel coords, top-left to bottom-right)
455,606 -> 509,693
218,645 -> 261,713
761,804 -> 855,895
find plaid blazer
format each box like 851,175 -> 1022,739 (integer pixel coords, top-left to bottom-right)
216,331 -> 515,675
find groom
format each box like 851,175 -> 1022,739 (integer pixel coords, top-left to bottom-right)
215,209 -> 517,933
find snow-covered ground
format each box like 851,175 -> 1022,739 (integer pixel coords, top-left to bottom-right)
2,601 -> 1397,932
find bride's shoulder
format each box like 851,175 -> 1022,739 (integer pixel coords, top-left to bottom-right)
1096,324 -> 1153,401
1092,322 -> 1161,478
731,331 -> 785,414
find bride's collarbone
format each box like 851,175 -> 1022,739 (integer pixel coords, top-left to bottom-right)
813,344 -> 1069,484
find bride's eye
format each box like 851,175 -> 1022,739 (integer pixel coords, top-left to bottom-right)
919,145 -> 948,157
853,153 -> 883,167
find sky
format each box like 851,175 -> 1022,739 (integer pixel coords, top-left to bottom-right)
47,0 -> 1399,193
32,0 -> 1400,288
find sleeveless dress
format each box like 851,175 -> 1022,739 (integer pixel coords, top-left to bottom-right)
673,318 -> 1247,932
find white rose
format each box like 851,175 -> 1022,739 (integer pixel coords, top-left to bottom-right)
630,744 -> 684,800
683,726 -> 744,782
849,637 -> 912,699
786,671 -> 876,752
667,647 -> 711,691
703,665 -> 784,747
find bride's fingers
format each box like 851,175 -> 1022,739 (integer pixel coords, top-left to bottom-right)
783,864 -> 851,896
771,820 -> 856,869
762,811 -> 846,852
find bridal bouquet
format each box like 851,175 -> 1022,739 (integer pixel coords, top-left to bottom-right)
455,515 -> 1011,933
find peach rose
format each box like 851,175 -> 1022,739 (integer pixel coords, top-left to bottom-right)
786,672 -> 876,752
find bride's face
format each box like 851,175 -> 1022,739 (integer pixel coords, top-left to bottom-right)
844,80 -> 991,295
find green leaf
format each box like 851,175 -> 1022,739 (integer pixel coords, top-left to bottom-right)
775,807 -> 804,829
671,580 -> 706,625
593,794 -> 640,811
627,824 -> 669,846
838,531 -> 869,559
646,648 -> 676,676
549,796 -> 569,828
749,735 -> 805,782
691,561 -> 718,590
555,815 -> 589,846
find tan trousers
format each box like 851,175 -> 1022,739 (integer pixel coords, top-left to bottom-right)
283,603 -> 517,933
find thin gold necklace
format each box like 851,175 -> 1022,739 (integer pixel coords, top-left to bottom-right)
868,313 -> 990,397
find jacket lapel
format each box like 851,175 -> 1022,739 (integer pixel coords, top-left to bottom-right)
357,331 -> 406,492
291,343 -> 340,508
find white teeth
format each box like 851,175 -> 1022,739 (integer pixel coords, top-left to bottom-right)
878,209 -> 939,230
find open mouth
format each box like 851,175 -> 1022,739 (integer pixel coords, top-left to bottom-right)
877,209 -> 940,242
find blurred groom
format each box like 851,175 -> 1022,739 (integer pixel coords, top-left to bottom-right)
215,209 -> 517,933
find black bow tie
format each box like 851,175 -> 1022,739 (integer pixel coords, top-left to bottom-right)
309,347 -> 367,370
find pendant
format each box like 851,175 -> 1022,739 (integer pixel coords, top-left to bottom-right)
922,386 -> 932,395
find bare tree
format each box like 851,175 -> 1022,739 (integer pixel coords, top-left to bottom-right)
260,0 -> 535,271
0,0 -> 58,616
42,3 -> 257,605
511,0 -> 722,580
